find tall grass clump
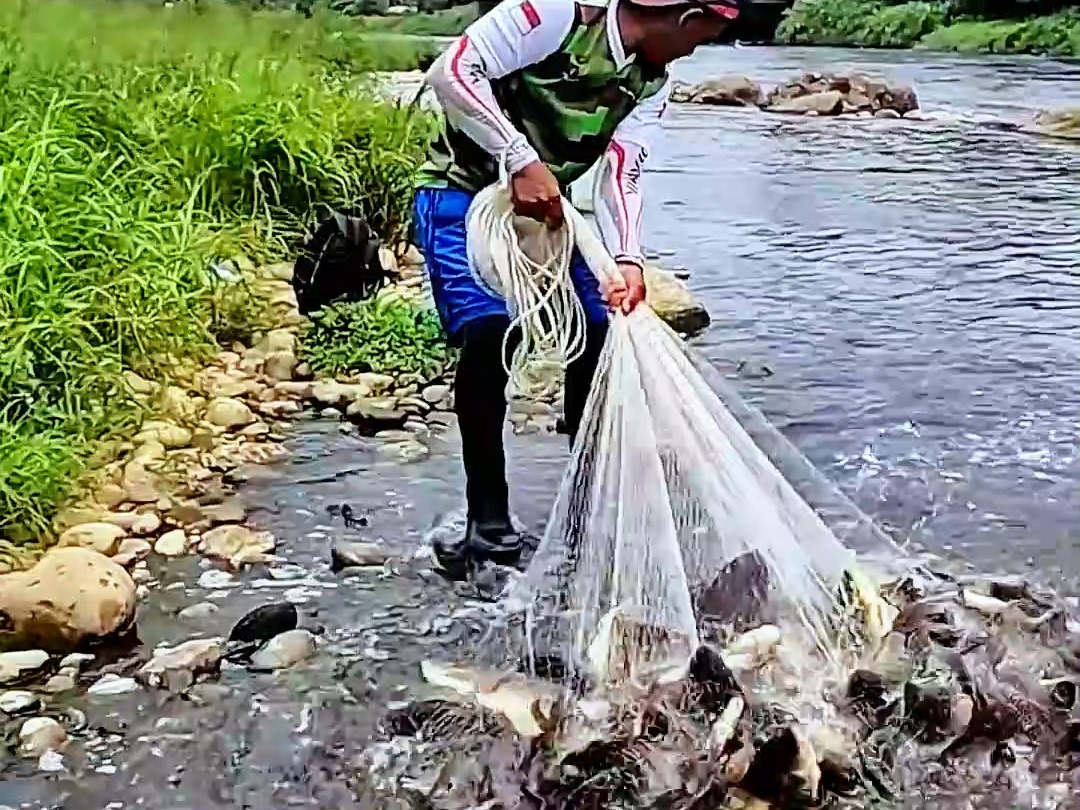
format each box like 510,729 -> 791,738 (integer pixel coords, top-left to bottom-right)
0,0 -> 435,543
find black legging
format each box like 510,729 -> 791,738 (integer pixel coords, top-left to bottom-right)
454,315 -> 609,525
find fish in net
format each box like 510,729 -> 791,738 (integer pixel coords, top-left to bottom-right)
362,183 -> 1080,809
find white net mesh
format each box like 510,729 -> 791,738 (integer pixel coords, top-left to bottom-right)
501,306 -> 905,689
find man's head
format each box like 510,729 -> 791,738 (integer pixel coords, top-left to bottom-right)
620,0 -> 742,66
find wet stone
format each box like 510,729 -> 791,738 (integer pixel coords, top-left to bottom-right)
42,673 -> 77,694
18,716 -> 67,758
139,638 -> 225,691
178,601 -> 219,621
87,674 -> 140,697
0,650 -> 49,685
332,541 -> 396,571
250,628 -> 318,670
0,690 -> 40,715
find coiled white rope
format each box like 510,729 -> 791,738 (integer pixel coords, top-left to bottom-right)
465,160 -> 626,392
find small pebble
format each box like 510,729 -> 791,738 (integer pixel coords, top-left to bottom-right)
0,649 -> 49,685
59,652 -> 95,671
198,569 -> 237,589
155,529 -> 189,557
43,673 -> 77,694
250,629 -> 318,670
0,690 -> 40,715
178,602 -> 220,621
38,748 -> 67,772
88,674 -> 140,697
19,716 -> 67,758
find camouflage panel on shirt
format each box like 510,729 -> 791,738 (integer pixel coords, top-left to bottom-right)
416,2 -> 668,193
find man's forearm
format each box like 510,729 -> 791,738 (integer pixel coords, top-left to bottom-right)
595,138 -> 648,268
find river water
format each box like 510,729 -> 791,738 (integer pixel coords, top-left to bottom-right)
3,47 -> 1078,810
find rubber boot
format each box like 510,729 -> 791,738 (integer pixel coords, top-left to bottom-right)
432,315 -> 537,578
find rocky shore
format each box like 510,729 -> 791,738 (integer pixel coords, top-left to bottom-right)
0,236 -> 711,777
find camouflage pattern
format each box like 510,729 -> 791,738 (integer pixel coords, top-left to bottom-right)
416,3 -> 669,192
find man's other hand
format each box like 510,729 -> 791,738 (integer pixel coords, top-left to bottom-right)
511,161 -> 563,229
606,261 -> 647,314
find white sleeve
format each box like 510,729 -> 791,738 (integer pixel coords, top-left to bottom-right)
425,0 -> 575,174
594,79 -> 670,267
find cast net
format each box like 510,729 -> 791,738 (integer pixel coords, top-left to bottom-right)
466,179 -> 906,692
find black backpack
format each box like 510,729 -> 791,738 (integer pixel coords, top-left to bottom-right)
291,208 -> 396,316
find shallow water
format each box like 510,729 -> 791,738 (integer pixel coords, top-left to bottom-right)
4,47 -> 1079,809
653,47 -> 1080,578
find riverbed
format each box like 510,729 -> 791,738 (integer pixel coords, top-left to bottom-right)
2,46 -> 1078,810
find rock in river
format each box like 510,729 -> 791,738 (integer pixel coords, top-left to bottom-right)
154,529 -> 190,558
670,75 -> 763,106
201,524 -> 276,567
0,548 -> 136,652
87,673 -> 140,697
0,689 -> 40,715
229,602 -> 299,645
139,638 -> 225,691
331,541 -> 396,571
0,650 -> 49,685
205,396 -> 255,429
18,716 -> 67,758
57,522 -> 125,556
645,265 -> 711,335
1034,107 -> 1080,141
250,629 -> 318,670
763,72 -> 918,117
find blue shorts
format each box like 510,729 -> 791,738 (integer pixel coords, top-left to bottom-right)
412,186 -> 609,344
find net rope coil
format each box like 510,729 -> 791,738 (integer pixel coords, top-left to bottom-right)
465,168 -> 903,690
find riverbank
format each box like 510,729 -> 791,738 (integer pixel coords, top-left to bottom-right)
0,0 -> 436,554
777,0 -> 1080,56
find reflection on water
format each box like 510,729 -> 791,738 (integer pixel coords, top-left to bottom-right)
648,46 -> 1080,577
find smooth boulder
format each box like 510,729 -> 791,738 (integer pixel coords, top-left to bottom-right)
0,548 -> 137,652
670,76 -> 763,107
57,522 -> 125,556
1034,108 -> 1080,141
764,72 -> 917,117
645,265 -> 711,335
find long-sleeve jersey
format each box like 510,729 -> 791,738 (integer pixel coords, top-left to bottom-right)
420,0 -> 670,269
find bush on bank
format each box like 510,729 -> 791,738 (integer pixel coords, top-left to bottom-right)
301,297 -> 454,380
777,0 -> 1080,55
0,0 -> 435,544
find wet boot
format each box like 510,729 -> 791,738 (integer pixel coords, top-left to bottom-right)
432,315 -> 536,578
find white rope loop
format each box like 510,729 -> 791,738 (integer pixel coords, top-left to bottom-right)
465,161 -> 625,392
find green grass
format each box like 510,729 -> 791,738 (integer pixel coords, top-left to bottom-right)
0,0 -> 437,544
919,10 -> 1080,54
777,0 -> 1080,54
300,297 -> 454,380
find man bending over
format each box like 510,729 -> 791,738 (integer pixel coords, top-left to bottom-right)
413,0 -> 743,575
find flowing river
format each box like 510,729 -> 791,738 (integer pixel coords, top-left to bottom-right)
2,46 -> 1078,810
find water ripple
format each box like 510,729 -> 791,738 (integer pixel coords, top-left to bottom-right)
649,48 -> 1080,572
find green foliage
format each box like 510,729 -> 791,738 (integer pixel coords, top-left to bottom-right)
779,0 -> 951,46
777,0 -> 1080,53
300,298 -> 454,379
920,9 -> 1080,52
0,0 -> 435,541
